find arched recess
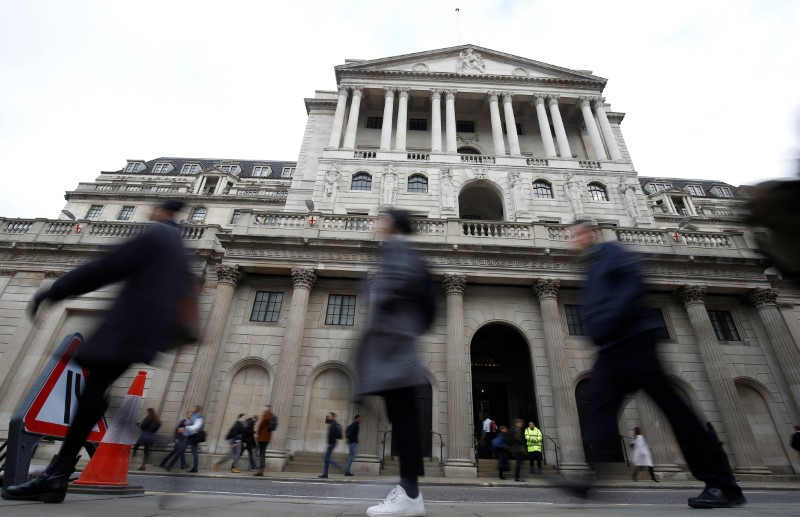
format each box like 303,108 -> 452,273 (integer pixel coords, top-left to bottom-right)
458,180 -> 505,221
457,146 -> 481,155
216,360 -> 272,451
735,378 -> 793,472
300,362 -> 354,453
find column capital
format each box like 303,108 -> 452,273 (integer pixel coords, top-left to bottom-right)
291,267 -> 317,290
430,88 -> 442,100
745,287 -> 779,308
486,91 -> 500,103
502,92 -> 515,103
443,273 -> 466,295
397,87 -> 410,99
546,94 -> 560,106
216,264 -> 244,286
444,89 -> 457,101
383,86 -> 396,98
577,96 -> 593,108
350,86 -> 365,98
675,285 -> 707,306
533,279 -> 560,300
337,86 -> 349,96
533,94 -> 547,106
592,96 -> 607,109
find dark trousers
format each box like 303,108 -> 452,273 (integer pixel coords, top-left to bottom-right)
322,442 -> 341,475
496,449 -> 509,474
59,361 -> 131,459
171,437 -> 199,469
258,441 -> 269,470
160,438 -> 187,468
513,453 -> 524,479
381,385 -> 426,488
583,331 -> 737,489
529,450 -> 543,472
242,441 -> 257,469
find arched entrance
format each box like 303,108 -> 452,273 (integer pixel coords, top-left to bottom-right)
459,182 -> 504,221
470,324 -> 536,459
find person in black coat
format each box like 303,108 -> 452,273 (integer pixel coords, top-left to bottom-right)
136,408 -> 161,471
318,412 -> 343,478
2,200 -> 192,504
569,220 -> 745,509
241,415 -> 258,471
344,415 -> 360,476
159,411 -> 191,470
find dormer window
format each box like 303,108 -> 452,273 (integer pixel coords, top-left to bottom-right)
714,186 -> 733,198
181,164 -> 200,175
123,162 -> 142,173
152,163 -> 171,174
687,185 -> 704,196
253,165 -> 272,177
650,183 -> 671,193
217,165 -> 239,174
281,167 -> 296,178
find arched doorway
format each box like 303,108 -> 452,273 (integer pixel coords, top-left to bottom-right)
470,324 -> 536,459
303,368 -> 352,452
458,146 -> 481,155
736,382 -> 790,471
575,378 -> 624,463
459,182 -> 504,221
218,364 -> 271,451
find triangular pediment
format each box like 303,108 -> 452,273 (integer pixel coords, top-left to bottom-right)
336,44 -> 606,84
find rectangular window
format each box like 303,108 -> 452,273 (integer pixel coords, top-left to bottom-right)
501,122 -> 523,135
716,186 -> 733,198
250,291 -> 283,322
181,164 -> 199,175
281,167 -> 295,178
124,163 -> 140,173
230,209 -> 242,224
687,185 -> 704,196
409,118 -> 428,131
651,183 -> 671,192
252,165 -> 272,177
325,294 -> 356,326
707,310 -> 741,341
117,206 -> 135,221
564,304 -> 585,336
85,205 -> 103,220
645,308 -> 671,341
218,165 -> 238,174
152,163 -> 170,174
456,120 -> 475,133
366,116 -> 383,129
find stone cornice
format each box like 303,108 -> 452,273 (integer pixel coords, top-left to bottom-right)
336,69 -> 606,89
63,191 -> 288,206
304,98 -> 339,114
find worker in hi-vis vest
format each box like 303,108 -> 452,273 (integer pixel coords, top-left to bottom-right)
524,421 -> 543,474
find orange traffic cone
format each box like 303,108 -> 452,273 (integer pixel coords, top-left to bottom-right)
71,370 -> 147,493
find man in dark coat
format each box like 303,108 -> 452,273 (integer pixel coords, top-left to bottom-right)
356,209 -> 434,517
344,414 -> 360,476
508,419 -> 527,482
569,220 -> 745,509
159,411 -> 192,470
2,200 -> 192,504
318,412 -> 343,478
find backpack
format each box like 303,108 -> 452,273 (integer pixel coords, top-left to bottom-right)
268,415 -> 278,432
225,422 -> 240,441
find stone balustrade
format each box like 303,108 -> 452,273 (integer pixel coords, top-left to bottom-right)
547,226 -> 569,240
88,222 -> 147,238
253,213 -> 305,228
579,160 -> 602,169
682,232 -> 732,248
45,221 -> 74,235
354,150 -> 377,159
411,220 -> 445,234
526,158 -> 549,166
459,154 -> 496,164
407,152 -> 430,161
462,221 -> 531,238
321,215 -> 375,231
615,229 -> 667,245
4,221 -> 33,234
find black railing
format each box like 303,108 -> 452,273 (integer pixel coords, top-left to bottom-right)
543,434 -> 561,471
620,434 -> 631,467
380,429 -> 392,470
381,429 -> 446,471
430,431 -> 445,471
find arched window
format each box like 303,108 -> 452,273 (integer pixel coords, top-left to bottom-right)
588,183 -> 608,202
351,172 -> 372,191
408,174 -> 428,193
191,207 -> 207,222
532,180 -> 553,199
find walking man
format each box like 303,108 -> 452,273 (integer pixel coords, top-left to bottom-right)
568,219 -> 745,508
509,419 -> 526,482
318,412 -> 343,478
215,414 -> 245,473
159,411 -> 191,470
525,421 -> 543,474
2,200 -> 192,504
242,415 -> 258,471
344,415 -> 361,477
167,405 -> 203,472
254,405 -> 275,477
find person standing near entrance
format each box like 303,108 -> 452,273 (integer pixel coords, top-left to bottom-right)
631,427 -> 658,482
355,208 -> 435,517
525,421 -> 543,474
319,412 -> 343,478
344,415 -> 361,477
254,404 -> 275,477
509,419 -> 527,482
568,219 -> 745,508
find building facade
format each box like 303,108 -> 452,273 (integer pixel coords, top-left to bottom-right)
1,45 -> 800,478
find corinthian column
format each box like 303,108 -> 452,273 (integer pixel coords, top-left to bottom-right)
533,279 -> 589,472
534,95 -> 557,158
675,285 -> 770,474
380,87 -> 395,150
395,88 -> 410,151
578,96 -> 607,160
442,273 -> 476,477
181,265 -> 243,415
502,93 -> 521,156
270,268 -> 317,457
547,95 -> 572,158
430,89 -> 442,152
445,90 -> 457,153
328,86 -> 349,149
342,86 -> 364,149
746,288 -> 800,416
592,97 -> 622,160
487,92 -> 506,156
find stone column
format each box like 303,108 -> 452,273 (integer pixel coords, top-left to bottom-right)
445,89 -> 457,154
487,91 -> 506,156
342,86 -> 364,150
268,268 -> 317,468
533,279 -> 589,473
430,89 -> 442,152
578,96 -> 607,160
181,265 -> 243,415
534,95 -> 557,158
502,93 -> 521,156
547,95 -> 572,159
675,285 -> 770,474
442,273 -> 477,477
379,87 -> 395,151
395,88 -> 410,151
328,86 -> 349,149
636,393 -> 682,475
746,288 -> 800,416
592,97 -> 622,160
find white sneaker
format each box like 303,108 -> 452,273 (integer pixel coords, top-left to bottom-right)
366,485 -> 425,517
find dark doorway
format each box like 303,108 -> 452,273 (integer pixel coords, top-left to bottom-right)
470,324 -> 536,459
391,383 -> 433,458
459,183 -> 504,221
575,378 -> 625,463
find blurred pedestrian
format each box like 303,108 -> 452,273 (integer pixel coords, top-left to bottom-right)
215,414 -> 245,473
356,208 -> 436,517
631,427 -> 658,482
254,405 -> 275,476
344,415 -> 360,477
242,415 -> 258,471
492,425 -> 510,480
2,200 -> 193,504
167,405 -> 204,473
509,419 -> 526,482
159,411 -> 191,470
318,412 -> 343,478
136,408 -> 161,471
525,421 -> 543,474
569,219 -> 745,508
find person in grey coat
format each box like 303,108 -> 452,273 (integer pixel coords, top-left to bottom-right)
2,200 -> 193,504
356,208 -> 435,517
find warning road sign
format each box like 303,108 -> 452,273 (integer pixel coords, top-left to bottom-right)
22,333 -> 107,441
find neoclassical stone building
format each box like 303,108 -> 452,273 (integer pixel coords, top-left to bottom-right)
1,45 -> 799,479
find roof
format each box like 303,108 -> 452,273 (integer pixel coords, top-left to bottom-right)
638,176 -> 744,199
104,157 -> 297,179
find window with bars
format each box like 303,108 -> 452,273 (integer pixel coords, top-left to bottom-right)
181,164 -> 200,175
230,210 -> 242,224
687,185 -> 704,196
366,117 -> 383,129
564,304 -> 585,335
124,163 -> 141,173
456,120 -> 475,133
117,206 -> 134,221
351,172 -> 372,191
252,165 -> 272,177
325,294 -> 356,326
85,205 -> 103,220
409,118 -> 428,131
707,310 -> 741,341
588,183 -> 608,201
532,180 -> 553,199
250,291 -> 283,322
281,167 -> 295,178
645,308 -> 671,341
408,174 -> 428,193
191,207 -> 207,222
152,163 -> 170,174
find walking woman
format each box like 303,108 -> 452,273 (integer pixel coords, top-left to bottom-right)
137,408 -> 161,471
631,427 -> 658,482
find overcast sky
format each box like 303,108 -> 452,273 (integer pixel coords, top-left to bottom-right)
1,0 -> 798,219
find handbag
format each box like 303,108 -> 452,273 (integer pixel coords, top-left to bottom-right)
191,430 -> 207,443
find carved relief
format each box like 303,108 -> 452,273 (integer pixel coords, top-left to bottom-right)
533,279 -> 560,300
546,94 -> 560,107
533,94 -> 546,106
430,89 -> 442,101
577,96 -> 593,109
456,48 -> 486,74
456,133 -> 480,145
620,181 -> 639,219
486,91 -> 499,103
565,175 -> 584,217
216,264 -> 244,285
440,168 -> 456,211
443,273 -> 467,295
745,288 -> 779,308
324,164 -> 342,203
509,171 -> 528,214
412,62 -> 429,72
383,87 -> 396,99
380,165 -> 398,206
512,67 -> 530,77
444,89 -> 457,101
675,285 -> 707,306
473,168 -> 488,180
291,267 -> 317,290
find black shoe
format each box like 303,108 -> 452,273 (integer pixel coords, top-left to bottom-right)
344,472 -> 354,477
688,487 -> 734,509
499,474 -> 506,480
1,455 -> 80,504
318,474 -> 328,479
515,478 -> 524,482
188,468 -> 198,473
724,487 -> 747,506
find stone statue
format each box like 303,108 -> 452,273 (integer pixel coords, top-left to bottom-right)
324,164 -> 342,203
509,171 -> 528,214
440,168 -> 455,210
457,48 -> 486,74
621,182 -> 639,219
380,166 -> 397,206
566,176 -> 584,217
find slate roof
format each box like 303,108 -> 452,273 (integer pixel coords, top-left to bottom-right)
638,176 -> 744,199
103,157 -> 297,179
